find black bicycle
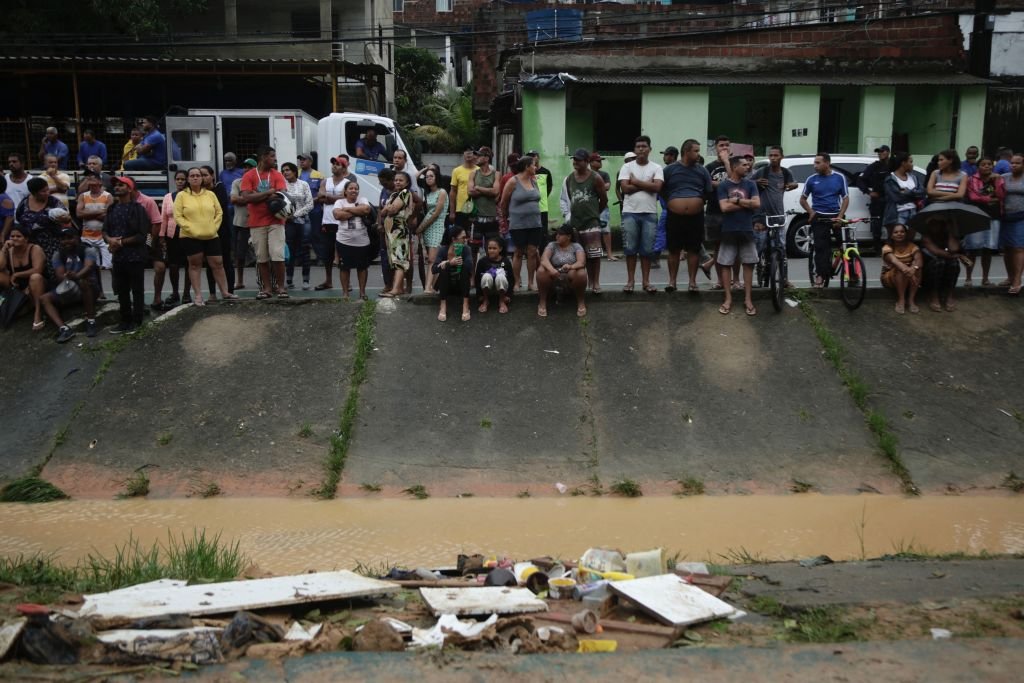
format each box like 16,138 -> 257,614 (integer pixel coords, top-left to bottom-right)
756,214 -> 788,312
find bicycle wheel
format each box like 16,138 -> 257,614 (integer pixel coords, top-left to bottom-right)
769,250 -> 785,312
839,252 -> 867,310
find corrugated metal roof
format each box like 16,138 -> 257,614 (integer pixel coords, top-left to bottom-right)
570,72 -> 995,86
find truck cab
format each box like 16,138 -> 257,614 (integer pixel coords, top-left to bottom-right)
316,113 -> 419,202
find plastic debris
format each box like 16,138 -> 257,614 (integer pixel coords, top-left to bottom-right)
555,482 -> 568,494
411,613 -> 498,648
99,628 -> 224,664
283,622 -> 323,641
578,639 -> 617,653
16,604 -> 78,665
220,611 -> 284,657
798,555 -> 834,568
931,628 -> 953,640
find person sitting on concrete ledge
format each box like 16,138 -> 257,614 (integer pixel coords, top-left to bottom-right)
475,236 -> 514,314
433,225 -> 474,322
919,216 -> 969,313
880,223 -> 922,314
39,227 -> 99,342
537,225 -> 587,318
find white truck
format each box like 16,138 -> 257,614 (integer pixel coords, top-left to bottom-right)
157,109 -> 416,200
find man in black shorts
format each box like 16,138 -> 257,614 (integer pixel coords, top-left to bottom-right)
660,139 -> 713,292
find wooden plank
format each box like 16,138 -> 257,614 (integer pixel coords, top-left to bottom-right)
0,618 -> 27,660
609,574 -> 736,628
419,586 -> 548,617
538,612 -> 675,638
393,579 -> 481,588
79,571 -> 399,620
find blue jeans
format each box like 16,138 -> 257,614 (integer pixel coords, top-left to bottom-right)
621,212 -> 657,257
285,218 -> 311,282
123,157 -> 163,171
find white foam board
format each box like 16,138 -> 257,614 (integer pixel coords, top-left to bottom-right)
609,574 -> 736,628
419,586 -> 548,617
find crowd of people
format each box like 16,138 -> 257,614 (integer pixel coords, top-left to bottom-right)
2,122 -> 1022,342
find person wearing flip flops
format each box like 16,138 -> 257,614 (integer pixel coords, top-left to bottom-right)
173,170 -> 237,308
660,139 -> 713,293
239,146 -> 288,299
716,155 -> 760,316
559,148 -> 607,294
537,225 -> 588,318
617,136 -> 663,294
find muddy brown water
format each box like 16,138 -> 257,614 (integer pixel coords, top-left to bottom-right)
1,496 -> 1022,574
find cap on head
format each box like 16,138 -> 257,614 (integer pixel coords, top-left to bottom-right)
243,158 -> 257,168
112,175 -> 136,191
475,146 -> 493,159
332,154 -> 350,166
60,226 -> 79,238
874,145 -> 891,153
624,152 -> 637,162
297,153 -> 311,161
660,146 -> 679,156
571,148 -> 590,162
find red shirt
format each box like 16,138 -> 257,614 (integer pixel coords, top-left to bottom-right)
240,167 -> 287,228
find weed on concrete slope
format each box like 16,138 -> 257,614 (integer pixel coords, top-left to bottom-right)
0,476 -> 69,503
314,300 -> 376,499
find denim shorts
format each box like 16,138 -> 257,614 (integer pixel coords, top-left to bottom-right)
621,212 -> 657,257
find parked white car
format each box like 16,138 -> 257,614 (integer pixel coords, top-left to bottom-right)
753,154 -> 927,257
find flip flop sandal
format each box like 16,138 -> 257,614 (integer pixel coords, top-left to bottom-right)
314,283 -> 332,291
378,291 -> 395,298
688,284 -> 700,293
710,283 -> 724,291
32,320 -> 45,331
222,294 -> 240,301
537,307 -> 548,318
929,302 -> 943,312
644,285 -> 657,294
622,284 -> 635,294
664,285 -> 676,293
745,304 -> 757,316
592,287 -> 602,295
461,312 -> 471,322
437,312 -> 447,322
256,292 -> 271,300
277,291 -> 290,299
718,304 -> 731,315
577,306 -> 587,317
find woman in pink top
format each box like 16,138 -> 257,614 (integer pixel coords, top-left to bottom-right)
155,170 -> 187,308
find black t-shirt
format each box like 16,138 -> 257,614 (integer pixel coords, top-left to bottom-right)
705,161 -> 728,214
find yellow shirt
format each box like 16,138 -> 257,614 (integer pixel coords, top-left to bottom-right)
121,140 -> 139,170
173,189 -> 222,240
450,164 -> 478,214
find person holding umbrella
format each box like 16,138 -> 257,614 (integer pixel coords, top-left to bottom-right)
963,156 -> 1005,287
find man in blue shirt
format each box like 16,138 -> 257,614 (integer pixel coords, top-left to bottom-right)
38,127 -> 70,169
716,155 -> 761,315
800,152 -> 849,287
355,128 -> 387,161
994,147 -> 1013,175
77,130 -> 107,169
123,115 -> 166,171
961,146 -> 979,177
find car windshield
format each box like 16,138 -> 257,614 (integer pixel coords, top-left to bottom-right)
789,164 -> 816,183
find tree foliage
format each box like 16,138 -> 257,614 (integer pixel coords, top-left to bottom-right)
1,0 -> 209,42
394,46 -> 447,128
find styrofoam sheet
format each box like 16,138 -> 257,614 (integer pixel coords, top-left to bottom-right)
609,574 -> 736,628
97,627 -> 221,644
0,618 -> 27,660
419,586 -> 548,617
79,570 -> 399,619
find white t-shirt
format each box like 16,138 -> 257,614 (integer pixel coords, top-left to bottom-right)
4,172 -> 33,210
320,176 -> 351,226
334,197 -> 371,247
617,160 -> 663,214
895,175 -> 917,212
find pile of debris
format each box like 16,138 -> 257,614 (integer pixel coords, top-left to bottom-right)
0,547 -> 740,669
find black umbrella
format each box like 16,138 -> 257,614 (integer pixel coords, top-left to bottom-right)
0,287 -> 28,330
908,201 -> 991,238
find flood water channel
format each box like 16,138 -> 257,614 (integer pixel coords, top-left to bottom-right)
1,496 -> 1022,574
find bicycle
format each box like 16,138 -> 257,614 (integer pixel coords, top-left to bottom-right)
806,215 -> 869,310
755,213 -> 788,312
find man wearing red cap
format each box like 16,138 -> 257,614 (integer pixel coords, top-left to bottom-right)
314,154 -> 357,290
103,176 -> 150,333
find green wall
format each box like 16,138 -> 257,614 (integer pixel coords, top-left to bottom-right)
781,86 -> 820,155
894,86 -> 955,160
641,86 -> 709,155
955,86 -> 987,152
857,86 -> 896,154
565,107 -> 593,154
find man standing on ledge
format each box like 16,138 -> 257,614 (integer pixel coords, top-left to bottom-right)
241,146 -> 288,299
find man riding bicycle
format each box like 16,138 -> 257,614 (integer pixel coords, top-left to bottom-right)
799,152 -> 849,288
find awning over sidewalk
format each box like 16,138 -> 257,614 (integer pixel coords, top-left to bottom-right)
558,72 -> 996,87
